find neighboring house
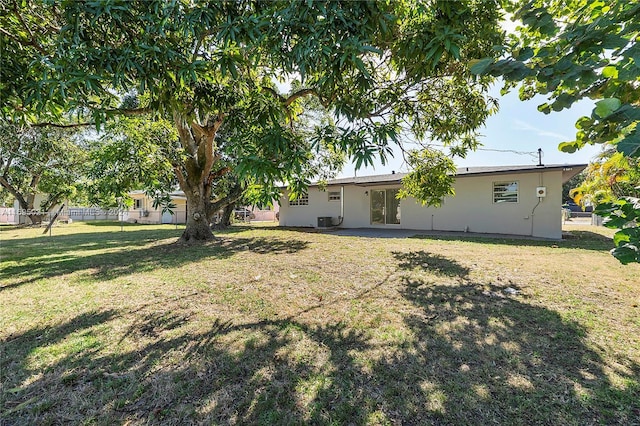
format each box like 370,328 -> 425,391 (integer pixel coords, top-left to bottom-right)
125,191 -> 278,224
278,164 -> 587,240
0,206 -> 18,224
248,204 -> 279,222
126,190 -> 187,224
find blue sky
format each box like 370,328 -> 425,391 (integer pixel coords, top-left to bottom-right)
337,84 -> 602,178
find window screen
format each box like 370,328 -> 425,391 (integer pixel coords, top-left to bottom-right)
493,181 -> 519,203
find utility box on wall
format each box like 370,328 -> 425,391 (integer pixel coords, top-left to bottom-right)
536,187 -> 547,197
317,216 -> 332,227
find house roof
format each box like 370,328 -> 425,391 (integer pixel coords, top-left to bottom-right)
129,189 -> 187,200
314,164 -> 587,187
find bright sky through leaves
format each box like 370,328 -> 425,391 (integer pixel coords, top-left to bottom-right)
337,82 -> 601,179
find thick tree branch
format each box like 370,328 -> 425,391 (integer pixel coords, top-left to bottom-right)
262,87 -> 318,107
283,88 -> 317,107
202,113 -> 224,174
31,121 -> 93,128
29,175 -> 41,196
174,113 -> 197,157
1,154 -> 14,178
0,175 -> 28,209
31,107 -> 152,128
174,166 -> 187,191
207,183 -> 243,221
41,192 -> 63,214
262,86 -> 286,103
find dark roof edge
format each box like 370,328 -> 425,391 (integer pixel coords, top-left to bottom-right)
311,164 -> 587,187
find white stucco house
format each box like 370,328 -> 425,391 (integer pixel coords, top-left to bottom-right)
278,164 -> 587,239
126,190 -> 188,224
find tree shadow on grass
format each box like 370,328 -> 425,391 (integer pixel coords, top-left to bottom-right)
4,278 -> 639,424
388,278 -> 640,423
392,250 -> 470,278
1,306 -> 373,424
0,231 -> 309,292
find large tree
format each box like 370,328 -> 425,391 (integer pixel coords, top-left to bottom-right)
0,120 -> 86,224
1,0 -> 504,242
472,0 -> 640,263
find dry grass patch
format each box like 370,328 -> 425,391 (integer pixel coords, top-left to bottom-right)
1,222 -> 639,424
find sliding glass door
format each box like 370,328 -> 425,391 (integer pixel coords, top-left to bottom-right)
370,189 -> 400,225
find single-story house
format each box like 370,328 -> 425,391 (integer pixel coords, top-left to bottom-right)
250,205 -> 279,222
126,190 -> 188,224
0,205 -> 18,224
278,164 -> 587,240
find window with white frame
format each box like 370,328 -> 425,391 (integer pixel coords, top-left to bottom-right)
134,199 -> 142,209
289,194 -> 309,206
493,181 -> 519,203
328,191 -> 341,201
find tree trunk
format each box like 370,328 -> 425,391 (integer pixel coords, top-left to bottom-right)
26,213 -> 45,225
179,188 -> 215,243
221,203 -> 235,227
172,112 -> 226,244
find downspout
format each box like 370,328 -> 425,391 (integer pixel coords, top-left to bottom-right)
530,172 -> 544,236
335,185 -> 345,227
530,199 -> 541,236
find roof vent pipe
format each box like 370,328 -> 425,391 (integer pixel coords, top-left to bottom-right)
537,148 -> 544,167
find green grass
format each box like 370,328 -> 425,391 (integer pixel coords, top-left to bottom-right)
1,222 -> 639,424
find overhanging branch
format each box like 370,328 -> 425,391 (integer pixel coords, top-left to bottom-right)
0,175 -> 28,209
31,107 -> 152,128
262,87 -> 318,107
283,88 -> 317,107
31,122 -> 93,128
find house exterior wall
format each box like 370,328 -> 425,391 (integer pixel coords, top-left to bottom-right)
126,193 -> 187,224
278,188 -> 344,228
0,206 -> 18,223
248,203 -> 279,221
279,169 -> 564,239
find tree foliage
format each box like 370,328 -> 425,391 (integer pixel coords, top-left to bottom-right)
472,0 -> 640,263
570,150 -> 640,207
1,1 -> 504,241
562,170 -> 585,204
473,0 -> 639,156
0,120 -> 86,224
398,150 -> 456,207
85,116 -> 179,208
593,198 -> 640,264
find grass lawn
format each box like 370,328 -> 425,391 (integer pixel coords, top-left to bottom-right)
1,222 -> 639,425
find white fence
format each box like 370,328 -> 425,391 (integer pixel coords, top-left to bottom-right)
0,207 -> 18,224
4,207 -> 121,225
67,208 -> 120,221
2,206 -> 271,225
